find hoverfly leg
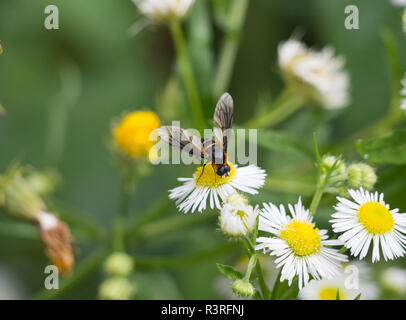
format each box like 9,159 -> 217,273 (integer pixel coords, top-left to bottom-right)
196,160 -> 208,183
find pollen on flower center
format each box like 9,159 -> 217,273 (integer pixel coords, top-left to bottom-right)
280,220 -> 321,256
319,287 -> 346,300
357,202 -> 394,234
194,163 -> 235,187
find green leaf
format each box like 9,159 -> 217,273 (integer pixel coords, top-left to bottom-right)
216,263 -> 243,281
354,293 -> 361,300
356,129 -> 406,164
336,289 -> 340,300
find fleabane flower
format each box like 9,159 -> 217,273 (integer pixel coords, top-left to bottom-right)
391,0 -> 406,7
299,262 -> 378,300
113,111 -> 160,160
170,163 -> 266,213
331,188 -> 406,262
401,75 -> 406,112
256,199 -> 347,290
132,0 -> 195,21
219,193 -> 258,237
278,39 -> 350,109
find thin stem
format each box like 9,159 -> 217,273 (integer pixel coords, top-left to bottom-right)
213,0 -> 249,97
269,269 -> 282,300
246,87 -> 306,128
169,18 -> 205,131
309,181 -> 325,216
243,236 -> 270,300
112,166 -> 137,252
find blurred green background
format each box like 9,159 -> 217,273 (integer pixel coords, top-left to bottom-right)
0,0 -> 405,299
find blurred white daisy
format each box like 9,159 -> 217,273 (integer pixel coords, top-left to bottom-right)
278,39 -> 350,109
381,267 -> 406,294
170,163 -> 266,213
299,261 -> 379,300
401,75 -> 406,112
256,198 -> 347,290
219,193 -> 258,237
331,188 -> 406,262
132,0 -> 195,21
391,0 -> 406,7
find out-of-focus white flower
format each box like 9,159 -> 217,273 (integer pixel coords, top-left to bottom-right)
219,193 -> 258,237
401,75 -> 406,113
331,188 -> 406,262
169,163 -> 266,213
381,267 -> 406,295
299,262 -> 379,300
256,198 -> 347,290
132,0 -> 195,21
278,39 -> 350,109
391,0 -> 406,7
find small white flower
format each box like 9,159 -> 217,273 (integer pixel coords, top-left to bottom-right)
391,0 -> 406,7
256,198 -> 347,290
132,0 -> 195,21
278,39 -> 350,109
299,261 -> 379,300
331,188 -> 406,262
381,267 -> 406,294
170,163 -> 266,213
401,75 -> 406,112
219,193 -> 258,237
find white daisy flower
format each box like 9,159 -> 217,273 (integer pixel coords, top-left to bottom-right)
299,261 -> 379,300
256,198 -> 347,290
278,39 -> 350,109
132,0 -> 195,21
401,75 -> 406,112
170,163 -> 266,213
331,188 -> 406,262
381,267 -> 406,294
219,193 -> 258,237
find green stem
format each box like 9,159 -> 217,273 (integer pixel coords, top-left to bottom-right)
309,181 -> 325,216
246,87 -> 306,128
269,269 -> 282,300
169,18 -> 205,131
243,237 -> 270,300
112,167 -> 137,252
213,0 -> 249,97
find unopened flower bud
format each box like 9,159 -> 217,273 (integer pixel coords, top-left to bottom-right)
219,193 -> 258,237
232,279 -> 255,298
38,212 -> 75,274
347,163 -> 377,190
132,0 -> 195,22
320,155 -> 347,189
104,252 -> 134,277
0,166 -> 45,221
25,169 -> 60,196
99,277 -> 134,300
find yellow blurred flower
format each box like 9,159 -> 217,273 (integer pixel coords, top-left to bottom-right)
113,111 -> 160,159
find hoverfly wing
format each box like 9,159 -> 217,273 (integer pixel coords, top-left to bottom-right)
157,126 -> 206,160
213,92 -> 234,151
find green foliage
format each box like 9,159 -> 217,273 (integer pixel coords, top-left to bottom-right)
356,129 -> 406,164
216,263 -> 243,281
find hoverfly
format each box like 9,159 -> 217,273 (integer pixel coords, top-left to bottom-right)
157,92 -> 234,179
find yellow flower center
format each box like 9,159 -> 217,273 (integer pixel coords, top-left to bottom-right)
357,201 -> 394,234
319,287 -> 346,300
113,111 -> 160,158
194,163 -> 235,187
280,220 -> 321,256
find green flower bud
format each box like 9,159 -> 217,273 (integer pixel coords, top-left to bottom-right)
25,169 -> 60,196
347,163 -> 377,190
320,155 -> 348,190
104,252 -> 134,277
98,277 -> 134,300
232,279 -> 255,298
0,165 -> 45,221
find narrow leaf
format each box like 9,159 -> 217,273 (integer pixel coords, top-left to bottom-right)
216,263 -> 243,281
